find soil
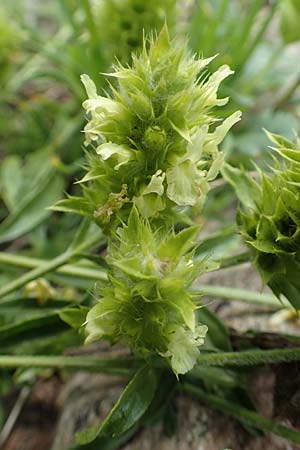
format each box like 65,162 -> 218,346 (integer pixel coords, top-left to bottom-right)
2,375 -> 62,450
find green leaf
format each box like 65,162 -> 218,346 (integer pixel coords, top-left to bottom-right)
51,196 -> 94,217
74,365 -> 157,449
0,298 -> 70,344
0,156 -> 22,212
69,219 -> 92,250
269,273 -> 300,310
69,219 -> 102,251
189,366 -> 245,389
142,371 -> 176,427
0,173 -> 64,243
1,329 -> 82,357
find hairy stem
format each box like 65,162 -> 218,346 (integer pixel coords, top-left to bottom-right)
0,250 -> 286,309
219,251 -> 252,269
195,284 -> 286,308
2,348 -> 300,374
196,347 -> 300,366
0,355 -> 142,376
0,252 -> 107,281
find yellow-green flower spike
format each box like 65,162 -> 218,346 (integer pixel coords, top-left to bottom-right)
54,26 -> 241,230
84,207 -> 216,375
223,131 -> 300,310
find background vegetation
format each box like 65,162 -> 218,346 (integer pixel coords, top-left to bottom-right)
0,1 -> 300,449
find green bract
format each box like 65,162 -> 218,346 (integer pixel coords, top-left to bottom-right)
95,0 -> 177,64
54,27 -> 241,229
85,208 -> 216,375
223,131 -> 300,310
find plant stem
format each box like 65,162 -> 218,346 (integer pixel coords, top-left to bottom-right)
58,0 -> 81,37
196,347 -> 300,367
0,252 -> 107,281
0,251 -> 286,309
0,355 -> 142,376
1,348 -> 300,374
274,73 -> 300,111
0,387 -> 31,447
219,251 -> 252,269
235,1 -> 277,70
82,0 -> 102,60
195,284 -> 287,308
203,0 -> 229,54
0,230 -> 105,299
183,383 -> 300,444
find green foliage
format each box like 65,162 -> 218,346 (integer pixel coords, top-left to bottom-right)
279,0 -> 300,43
96,0 -> 177,64
187,0 -> 277,101
0,150 -> 64,243
186,0 -> 300,167
0,7 -> 20,86
223,132 -> 300,309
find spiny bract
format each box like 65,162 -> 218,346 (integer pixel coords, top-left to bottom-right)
54,26 -> 241,229
223,131 -> 300,310
84,208 -> 217,375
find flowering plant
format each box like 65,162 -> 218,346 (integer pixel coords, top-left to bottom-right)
54,27 -> 240,376
2,15 -> 300,449
55,27 -> 241,230
223,132 -> 300,310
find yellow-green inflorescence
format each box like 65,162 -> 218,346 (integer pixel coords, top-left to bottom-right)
223,131 -> 300,310
55,26 -> 241,229
56,27 -> 241,375
85,207 -> 217,376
